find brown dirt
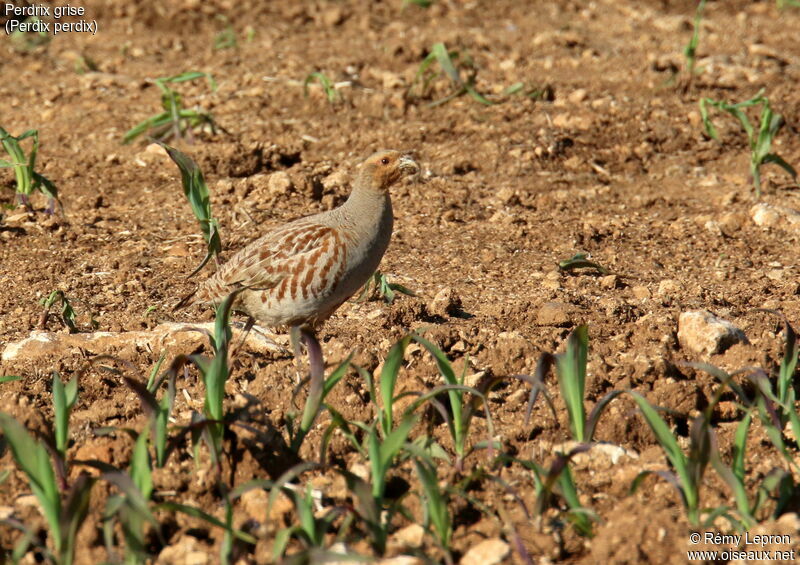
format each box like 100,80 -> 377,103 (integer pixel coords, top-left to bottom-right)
2,0 -> 800,563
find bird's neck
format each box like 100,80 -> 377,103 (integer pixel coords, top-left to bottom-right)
339,185 -> 392,232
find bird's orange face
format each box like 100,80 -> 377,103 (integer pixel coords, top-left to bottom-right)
360,150 -> 419,191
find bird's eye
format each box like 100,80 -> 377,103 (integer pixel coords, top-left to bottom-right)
380,158 -> 389,165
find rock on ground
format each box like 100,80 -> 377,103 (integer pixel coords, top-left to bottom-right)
677,310 -> 747,355
1,323 -> 285,363
460,538 -> 510,565
751,202 -> 800,232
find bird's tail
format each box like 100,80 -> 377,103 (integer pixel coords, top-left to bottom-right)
173,289 -> 198,312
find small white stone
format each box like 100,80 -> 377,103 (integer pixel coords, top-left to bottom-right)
751,203 -> 800,231
460,538 -> 510,565
268,171 -> 294,195
678,310 -> 747,355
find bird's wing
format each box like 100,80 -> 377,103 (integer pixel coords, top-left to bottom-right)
192,220 -> 348,305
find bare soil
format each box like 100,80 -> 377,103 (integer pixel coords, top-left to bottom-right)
2,0 -> 800,563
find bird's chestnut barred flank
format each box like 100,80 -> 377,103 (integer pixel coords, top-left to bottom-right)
175,149 -> 419,330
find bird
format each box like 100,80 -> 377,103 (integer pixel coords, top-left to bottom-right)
175,149 -> 419,382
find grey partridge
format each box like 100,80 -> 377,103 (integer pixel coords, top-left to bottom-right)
176,149 -> 419,379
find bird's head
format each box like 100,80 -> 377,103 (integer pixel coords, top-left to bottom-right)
356,149 -> 419,191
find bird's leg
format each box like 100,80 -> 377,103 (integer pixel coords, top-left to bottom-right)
289,325 -> 305,384
299,327 -> 324,398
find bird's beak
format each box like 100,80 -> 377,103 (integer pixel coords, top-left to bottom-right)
398,154 -> 420,176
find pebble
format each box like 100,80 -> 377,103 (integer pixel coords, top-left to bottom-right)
536,302 -> 574,326
268,171 -> 294,195
751,203 -> 800,232
568,88 -> 588,104
677,310 -> 748,355
428,287 -> 462,317
460,538 -> 510,565
391,524 -> 425,548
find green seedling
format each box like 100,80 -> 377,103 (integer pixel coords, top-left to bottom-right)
9,16 -> 50,52
259,464 -> 356,561
502,82 -> 555,100
303,72 -> 341,104
629,392 -> 719,526
693,316 -> 800,470
72,53 -> 99,75
409,42 -> 494,107
213,16 -> 237,50
709,409 -> 762,530
188,291 -> 238,469
501,445 -> 597,537
123,71 -> 218,144
272,481 -> 348,559
341,436 -> 415,556
699,89 -> 797,197
0,126 -> 60,213
159,142 -> 222,277
352,333 -> 502,475
162,500 -> 255,565
777,0 -> 800,7
99,428 -> 159,564
39,290 -> 97,333
0,414 -> 94,565
534,326 -> 620,442
355,270 -> 416,304
115,353 -> 176,469
558,253 -> 610,275
403,0 -> 433,7
414,458 -> 452,552
52,373 -> 78,477
682,0 -> 706,88
672,361 -> 799,529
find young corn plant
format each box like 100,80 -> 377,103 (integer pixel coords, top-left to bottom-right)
500,445 -> 596,537
39,290 -> 97,333
99,428 -> 161,564
541,326 -> 621,442
123,71 -> 218,144
682,0 -> 706,89
557,253 -> 610,276
303,72 -> 341,104
695,315 -> 800,469
409,42 -> 494,107
265,468 -> 351,560
0,126 -> 60,213
9,17 -> 51,52
355,270 -> 416,304
413,458 -> 453,555
52,373 -> 79,486
0,412 -> 93,564
213,16 -> 237,50
699,89 -> 797,197
719,317 -> 799,469
672,360 -> 799,529
356,333 -> 500,472
159,142 -> 222,277
186,291 -> 238,470
629,393 -> 721,527
117,352 -> 177,469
